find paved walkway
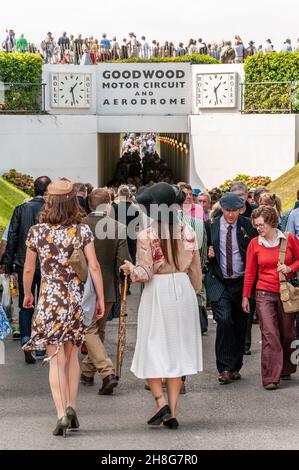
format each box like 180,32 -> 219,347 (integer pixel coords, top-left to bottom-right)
1,285 -> 299,450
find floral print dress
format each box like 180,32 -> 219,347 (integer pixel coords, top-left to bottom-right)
23,223 -> 94,354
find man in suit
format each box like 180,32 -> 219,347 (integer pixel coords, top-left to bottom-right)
81,188 -> 131,395
4,176 -> 51,363
204,193 -> 257,384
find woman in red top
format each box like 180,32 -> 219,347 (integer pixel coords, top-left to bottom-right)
242,205 -> 299,390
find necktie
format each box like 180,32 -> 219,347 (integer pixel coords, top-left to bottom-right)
226,225 -> 233,277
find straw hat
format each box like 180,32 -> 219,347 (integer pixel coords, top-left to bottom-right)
47,179 -> 73,195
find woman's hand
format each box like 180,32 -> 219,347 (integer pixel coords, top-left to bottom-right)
120,260 -> 133,276
23,293 -> 34,309
95,298 -> 105,320
242,297 -> 250,314
277,264 -> 292,275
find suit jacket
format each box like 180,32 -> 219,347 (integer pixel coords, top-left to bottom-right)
83,213 -> 131,303
204,216 -> 257,302
4,196 -> 45,272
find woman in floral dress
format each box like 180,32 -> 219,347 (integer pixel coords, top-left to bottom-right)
23,180 -> 105,437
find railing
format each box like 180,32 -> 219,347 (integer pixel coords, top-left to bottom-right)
240,81 -> 299,114
0,83 -> 46,113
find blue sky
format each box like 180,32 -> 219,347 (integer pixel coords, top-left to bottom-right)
2,0 -> 298,49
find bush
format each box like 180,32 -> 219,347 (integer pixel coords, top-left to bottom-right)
244,53 -> 299,113
115,54 -> 219,64
220,174 -> 271,192
2,169 -> 34,196
0,52 -> 43,111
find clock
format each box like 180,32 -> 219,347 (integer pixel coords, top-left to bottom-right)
51,72 -> 92,108
196,72 -> 237,108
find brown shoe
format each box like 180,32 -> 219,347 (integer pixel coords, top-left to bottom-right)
218,371 -> 232,384
99,374 -> 118,395
231,371 -> 241,381
80,373 -> 94,386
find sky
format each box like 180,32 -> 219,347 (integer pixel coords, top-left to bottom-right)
2,0 -> 299,49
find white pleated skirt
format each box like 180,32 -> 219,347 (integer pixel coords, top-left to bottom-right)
131,273 -> 203,379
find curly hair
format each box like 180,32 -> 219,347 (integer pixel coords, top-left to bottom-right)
251,205 -> 279,228
39,188 -> 82,225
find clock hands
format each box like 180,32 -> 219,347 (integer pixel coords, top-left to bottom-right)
70,83 -> 78,105
213,82 -> 222,105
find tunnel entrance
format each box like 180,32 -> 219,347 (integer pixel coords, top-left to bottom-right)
97,132 -> 190,187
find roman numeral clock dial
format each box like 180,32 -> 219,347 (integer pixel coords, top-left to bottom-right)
51,73 -> 91,108
197,72 -> 237,109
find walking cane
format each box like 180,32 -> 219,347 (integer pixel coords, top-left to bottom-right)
116,275 -> 128,380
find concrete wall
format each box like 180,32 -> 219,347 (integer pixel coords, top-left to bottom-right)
0,113 -> 298,189
190,113 -> 296,189
0,115 -> 98,185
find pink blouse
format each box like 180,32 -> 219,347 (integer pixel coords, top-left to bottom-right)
129,221 -> 202,293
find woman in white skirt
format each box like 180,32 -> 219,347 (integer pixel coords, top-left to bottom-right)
121,183 -> 202,429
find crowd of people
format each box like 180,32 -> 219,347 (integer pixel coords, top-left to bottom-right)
3,29 -> 299,64
1,166 -> 299,436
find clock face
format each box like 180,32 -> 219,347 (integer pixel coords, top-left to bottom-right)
51,73 -> 92,108
197,73 -> 237,108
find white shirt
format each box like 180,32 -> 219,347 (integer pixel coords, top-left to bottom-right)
2,222 -> 10,242
258,229 -> 286,248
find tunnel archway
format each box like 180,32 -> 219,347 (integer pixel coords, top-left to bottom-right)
97,132 -> 190,187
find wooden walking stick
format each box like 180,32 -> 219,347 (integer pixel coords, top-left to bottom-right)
116,275 -> 128,380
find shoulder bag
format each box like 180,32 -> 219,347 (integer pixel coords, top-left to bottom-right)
69,225 -> 88,283
279,233 -> 299,313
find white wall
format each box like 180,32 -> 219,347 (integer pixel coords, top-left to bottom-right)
0,115 -> 98,185
190,113 -> 296,189
97,115 -> 188,133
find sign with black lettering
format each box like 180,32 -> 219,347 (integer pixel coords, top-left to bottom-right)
97,63 -> 191,115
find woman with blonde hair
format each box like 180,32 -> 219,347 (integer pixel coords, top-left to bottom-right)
23,180 -> 105,436
258,192 -> 282,220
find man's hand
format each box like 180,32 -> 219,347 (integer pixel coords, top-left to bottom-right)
208,246 -> 215,259
23,293 -> 34,309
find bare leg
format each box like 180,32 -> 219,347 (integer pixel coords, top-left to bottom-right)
165,377 -> 181,418
147,378 -> 167,411
64,341 -> 80,410
47,345 -> 68,419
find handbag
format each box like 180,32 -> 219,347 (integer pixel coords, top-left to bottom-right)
279,233 -> 299,314
81,271 -> 97,327
0,302 -> 12,340
69,225 -> 88,283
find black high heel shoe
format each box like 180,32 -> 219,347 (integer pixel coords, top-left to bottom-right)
163,418 -> 179,429
147,405 -> 171,426
66,406 -> 80,430
52,416 -> 69,437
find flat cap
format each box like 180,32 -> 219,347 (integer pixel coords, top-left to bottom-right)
220,192 -> 245,210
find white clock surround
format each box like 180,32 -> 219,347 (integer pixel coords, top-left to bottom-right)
196,72 -> 238,109
51,72 -> 92,108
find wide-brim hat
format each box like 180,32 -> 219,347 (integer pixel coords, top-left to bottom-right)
47,180 -> 73,195
136,182 -> 177,224
220,192 -> 245,210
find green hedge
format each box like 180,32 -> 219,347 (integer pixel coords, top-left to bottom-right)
115,54 -> 219,64
244,53 -> 299,113
0,52 -> 42,82
0,52 -> 43,111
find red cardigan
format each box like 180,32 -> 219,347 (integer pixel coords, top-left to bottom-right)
243,233 -> 299,298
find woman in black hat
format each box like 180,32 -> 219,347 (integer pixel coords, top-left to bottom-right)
121,183 -> 202,429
